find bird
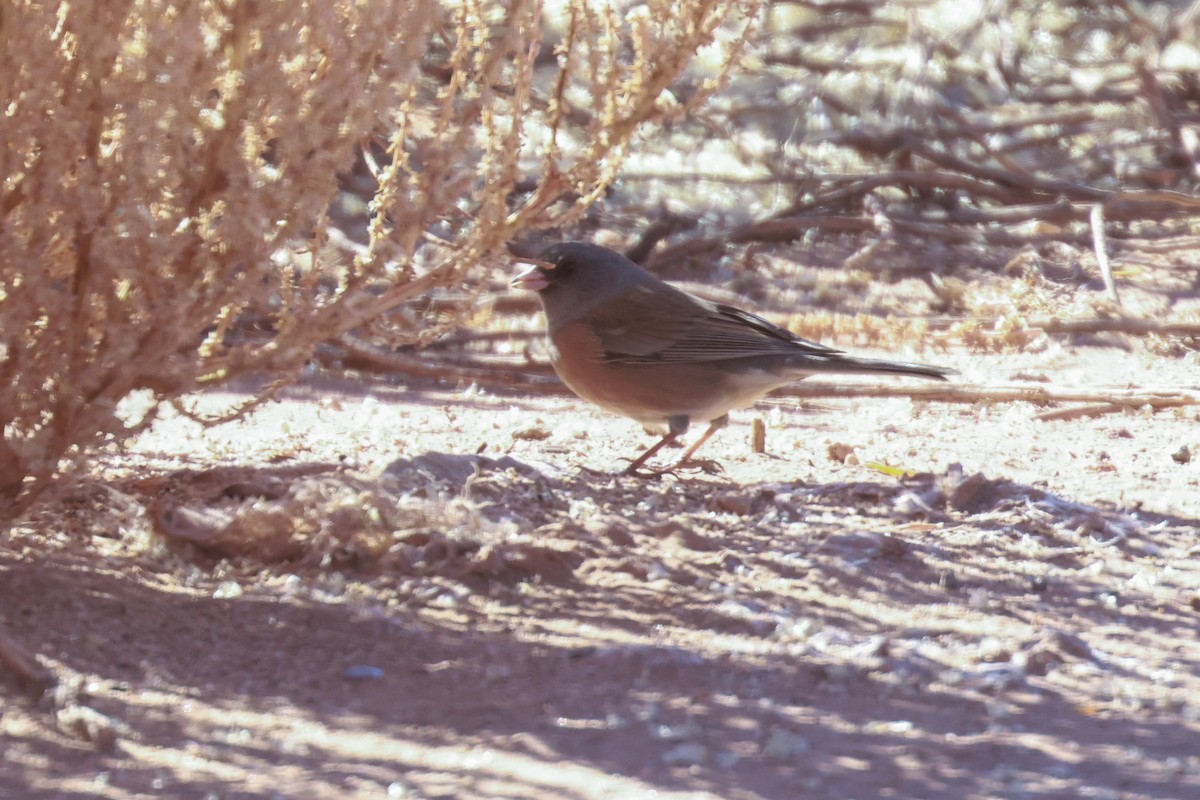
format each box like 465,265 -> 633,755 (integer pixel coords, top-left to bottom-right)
513,241 -> 954,475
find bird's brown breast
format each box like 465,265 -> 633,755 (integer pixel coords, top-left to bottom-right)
548,320 -> 764,428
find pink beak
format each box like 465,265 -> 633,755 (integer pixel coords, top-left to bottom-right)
511,262 -> 550,292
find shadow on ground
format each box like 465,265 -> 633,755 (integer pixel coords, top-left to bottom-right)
3,452 -> 1199,799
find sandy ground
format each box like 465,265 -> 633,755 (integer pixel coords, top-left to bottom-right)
3,242 -> 1200,799
4,340 -> 1200,799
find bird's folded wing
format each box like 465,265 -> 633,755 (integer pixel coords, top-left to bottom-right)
589,286 -> 843,364
708,305 -> 841,355
582,283 -> 705,357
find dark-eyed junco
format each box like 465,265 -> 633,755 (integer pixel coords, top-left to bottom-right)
514,242 -> 953,474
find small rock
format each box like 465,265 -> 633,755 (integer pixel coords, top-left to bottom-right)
878,534 -> 908,560
938,569 -> 961,591
711,492 -> 753,515
941,464 -> 990,511
864,719 -> 915,734
584,516 -> 636,547
827,442 -> 856,464
512,427 -> 552,442
894,491 -> 935,515
56,705 -> 119,751
1171,445 -> 1191,464
645,520 -> 687,539
943,664 -> 1026,693
849,635 -> 890,659
763,728 -> 810,758
381,452 -> 541,489
386,781 -> 413,799
213,581 -> 244,600
344,665 -> 385,681
1044,630 -> 1094,660
978,637 -> 1013,663
661,741 -> 708,766
720,553 -> 745,573
639,520 -> 715,552
825,531 -> 887,560
1014,629 -> 1094,676
645,560 -> 672,581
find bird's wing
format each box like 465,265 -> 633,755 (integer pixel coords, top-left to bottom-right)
588,285 -> 842,364
675,304 -> 844,359
582,283 -> 703,357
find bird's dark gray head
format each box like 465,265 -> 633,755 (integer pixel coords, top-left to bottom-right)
513,242 -> 655,328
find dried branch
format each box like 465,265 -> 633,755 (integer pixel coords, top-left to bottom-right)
1089,204 -> 1121,307
771,382 -> 1200,411
319,336 -> 561,392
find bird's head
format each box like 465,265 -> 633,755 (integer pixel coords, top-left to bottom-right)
512,242 -> 649,326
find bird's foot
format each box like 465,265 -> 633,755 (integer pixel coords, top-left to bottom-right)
620,462 -> 665,479
620,458 -> 725,478
671,457 -> 725,476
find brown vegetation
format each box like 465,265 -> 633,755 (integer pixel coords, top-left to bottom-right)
0,0 -> 758,520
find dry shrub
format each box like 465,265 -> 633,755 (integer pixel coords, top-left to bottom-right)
0,0 -> 760,521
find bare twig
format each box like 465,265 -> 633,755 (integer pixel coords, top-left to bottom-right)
320,335 -> 562,391
907,316 -> 1200,337
1023,318 -> 1200,337
772,381 -> 1200,411
1089,204 -> 1121,307
1034,404 -> 1126,422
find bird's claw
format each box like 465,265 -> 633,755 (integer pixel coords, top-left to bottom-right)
672,458 -> 725,475
620,458 -> 725,478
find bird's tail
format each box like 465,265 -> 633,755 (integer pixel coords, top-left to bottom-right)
799,354 -> 955,381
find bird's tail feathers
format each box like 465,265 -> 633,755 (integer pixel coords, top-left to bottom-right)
796,355 -> 955,381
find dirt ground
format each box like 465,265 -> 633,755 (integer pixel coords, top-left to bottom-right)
3,242 -> 1200,800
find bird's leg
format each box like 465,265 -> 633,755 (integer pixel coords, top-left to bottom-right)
623,435 -> 676,475
670,414 -> 729,473
623,415 -> 689,475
